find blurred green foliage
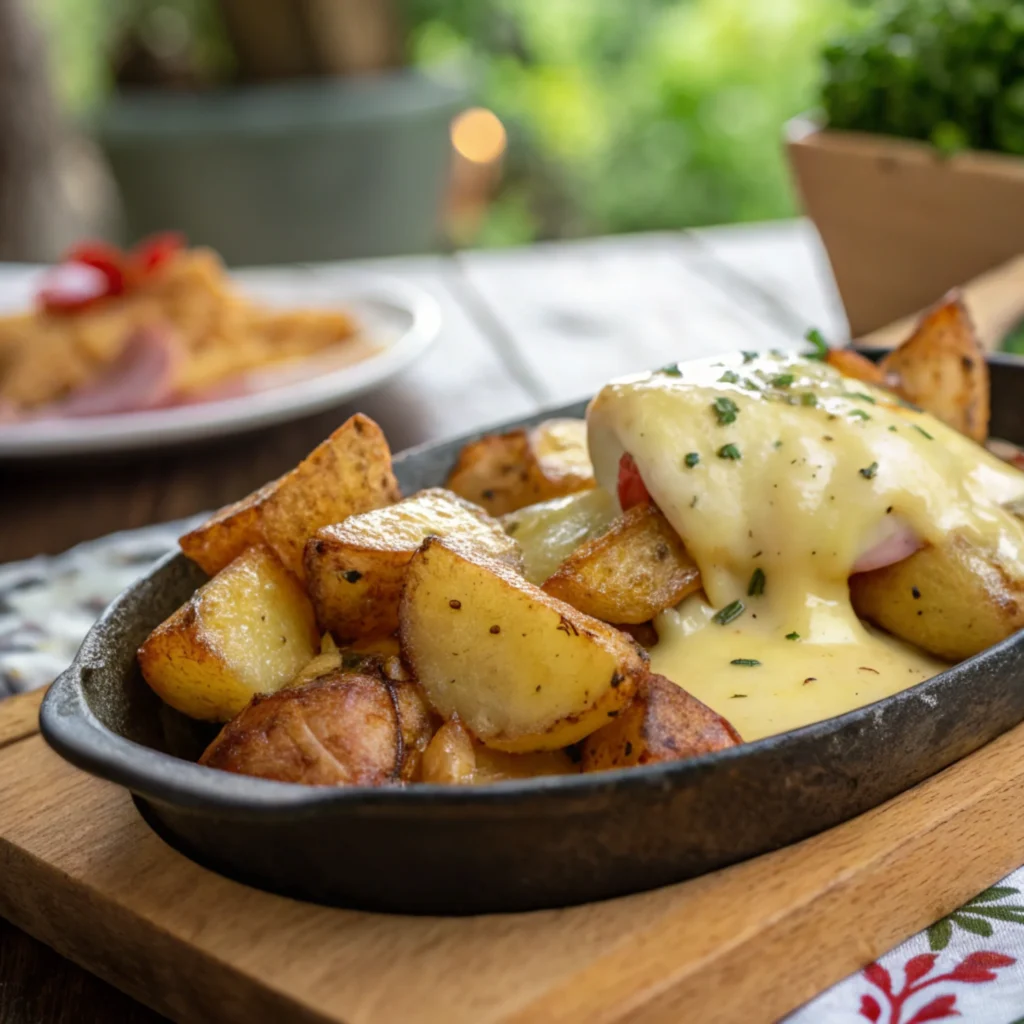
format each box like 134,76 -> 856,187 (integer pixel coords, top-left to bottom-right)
40,0 -> 859,246
823,0 -> 1024,156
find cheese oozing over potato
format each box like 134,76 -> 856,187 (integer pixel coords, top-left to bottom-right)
586,352 -> 1024,741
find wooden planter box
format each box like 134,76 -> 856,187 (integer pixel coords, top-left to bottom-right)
786,116 -> 1024,337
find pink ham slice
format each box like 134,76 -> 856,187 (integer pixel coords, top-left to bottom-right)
34,326 -> 182,418
851,520 -> 924,575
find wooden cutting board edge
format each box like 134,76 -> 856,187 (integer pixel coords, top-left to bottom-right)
3,688 -> 1024,1024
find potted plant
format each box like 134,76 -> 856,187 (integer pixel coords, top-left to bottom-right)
786,0 -> 1024,337
96,0 -> 465,264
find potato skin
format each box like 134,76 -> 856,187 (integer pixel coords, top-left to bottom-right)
850,532 -> 1024,661
582,673 -> 741,771
542,503 -> 701,624
880,294 -> 990,443
180,413 -> 401,578
399,537 -> 647,752
445,418 -> 594,516
199,671 -> 434,786
138,544 -> 320,722
304,488 -> 521,642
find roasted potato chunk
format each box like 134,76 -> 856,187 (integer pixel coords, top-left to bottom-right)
400,538 -> 646,752
305,488 -> 522,642
199,671 -> 434,785
880,295 -> 990,443
180,414 -> 401,578
582,673 -> 741,771
420,718 -> 579,784
542,503 -> 701,624
502,488 -> 618,584
826,348 -> 894,389
850,531 -> 1024,661
138,545 -> 319,721
445,418 -> 595,515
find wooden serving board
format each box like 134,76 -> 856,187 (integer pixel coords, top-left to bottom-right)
3,689 -> 1024,1024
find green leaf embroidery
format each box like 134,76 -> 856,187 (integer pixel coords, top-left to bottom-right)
969,886 -> 1018,904
950,912 -> 993,937
927,918 -> 953,951
927,886 -> 1023,950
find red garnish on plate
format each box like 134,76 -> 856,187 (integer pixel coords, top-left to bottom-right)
617,453 -> 651,509
38,233 -> 186,315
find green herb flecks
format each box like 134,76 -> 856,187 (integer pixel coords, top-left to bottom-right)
741,350 -> 758,364
800,392 -> 818,407
848,392 -> 877,404
913,425 -> 934,440
849,408 -> 871,421
684,452 -> 700,468
718,443 -> 741,460
719,370 -> 740,384
658,362 -> 682,377
713,600 -> 745,625
859,461 -> 879,480
786,631 -> 800,641
712,396 -> 739,425
805,327 -> 828,360
771,373 -> 795,388
730,659 -> 761,667
748,568 -> 766,596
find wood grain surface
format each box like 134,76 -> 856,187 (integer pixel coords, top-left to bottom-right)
1,702 -> 1024,1024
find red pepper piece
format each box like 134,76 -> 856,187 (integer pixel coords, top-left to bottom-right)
63,241 -> 127,297
132,232 -> 185,276
617,452 -> 651,510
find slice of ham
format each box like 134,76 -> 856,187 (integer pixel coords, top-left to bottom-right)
33,326 -> 182,418
851,519 -> 924,574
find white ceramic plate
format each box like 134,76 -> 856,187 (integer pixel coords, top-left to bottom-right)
0,266 -> 441,458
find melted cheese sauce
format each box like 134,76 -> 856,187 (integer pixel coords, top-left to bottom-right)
587,353 -> 1024,741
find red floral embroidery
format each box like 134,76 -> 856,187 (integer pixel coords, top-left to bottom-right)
859,950 -> 1015,1024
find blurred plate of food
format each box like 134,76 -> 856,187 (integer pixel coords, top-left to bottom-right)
0,235 -> 441,458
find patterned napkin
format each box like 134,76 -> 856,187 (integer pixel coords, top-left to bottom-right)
3,525 -> 1023,1022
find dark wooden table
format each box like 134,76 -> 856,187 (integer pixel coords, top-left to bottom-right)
0,221 -> 845,1022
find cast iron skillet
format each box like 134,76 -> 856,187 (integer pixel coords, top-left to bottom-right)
40,354 -> 1024,915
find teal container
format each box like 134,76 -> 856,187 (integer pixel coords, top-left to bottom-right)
95,71 -> 465,264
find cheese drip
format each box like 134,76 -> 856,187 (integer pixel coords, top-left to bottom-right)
586,353 -> 1024,741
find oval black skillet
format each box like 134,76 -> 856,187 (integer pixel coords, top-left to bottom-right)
40,354 -> 1024,914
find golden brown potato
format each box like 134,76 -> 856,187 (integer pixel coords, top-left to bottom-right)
502,488 -> 618,585
180,414 -> 401,578
880,294 -> 990,443
420,718 -> 579,784
305,488 -> 522,642
542,503 -> 701,624
399,537 -> 647,752
138,545 -> 319,721
199,671 -> 434,785
445,418 -> 595,516
850,531 -> 1024,661
826,348 -> 895,389
581,673 -> 741,771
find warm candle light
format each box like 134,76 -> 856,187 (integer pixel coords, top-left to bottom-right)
450,107 -> 507,165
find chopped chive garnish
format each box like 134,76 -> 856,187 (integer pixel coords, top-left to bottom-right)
684,451 -> 700,468
913,425 -> 934,440
859,461 -> 879,479
848,392 -> 877,404
771,373 -> 795,388
773,439 -> 783,449
712,396 -> 739,425
659,362 -> 682,377
770,349 -> 786,359
719,370 -> 740,384
888,425 -> 898,432
718,443 -> 742,460
849,408 -> 871,421
748,568 -> 766,596
805,327 -> 828,360
713,600 -> 745,625
741,377 -> 759,390
741,350 -> 757,363
786,631 -> 801,641
799,392 -> 818,407
730,659 -> 761,667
